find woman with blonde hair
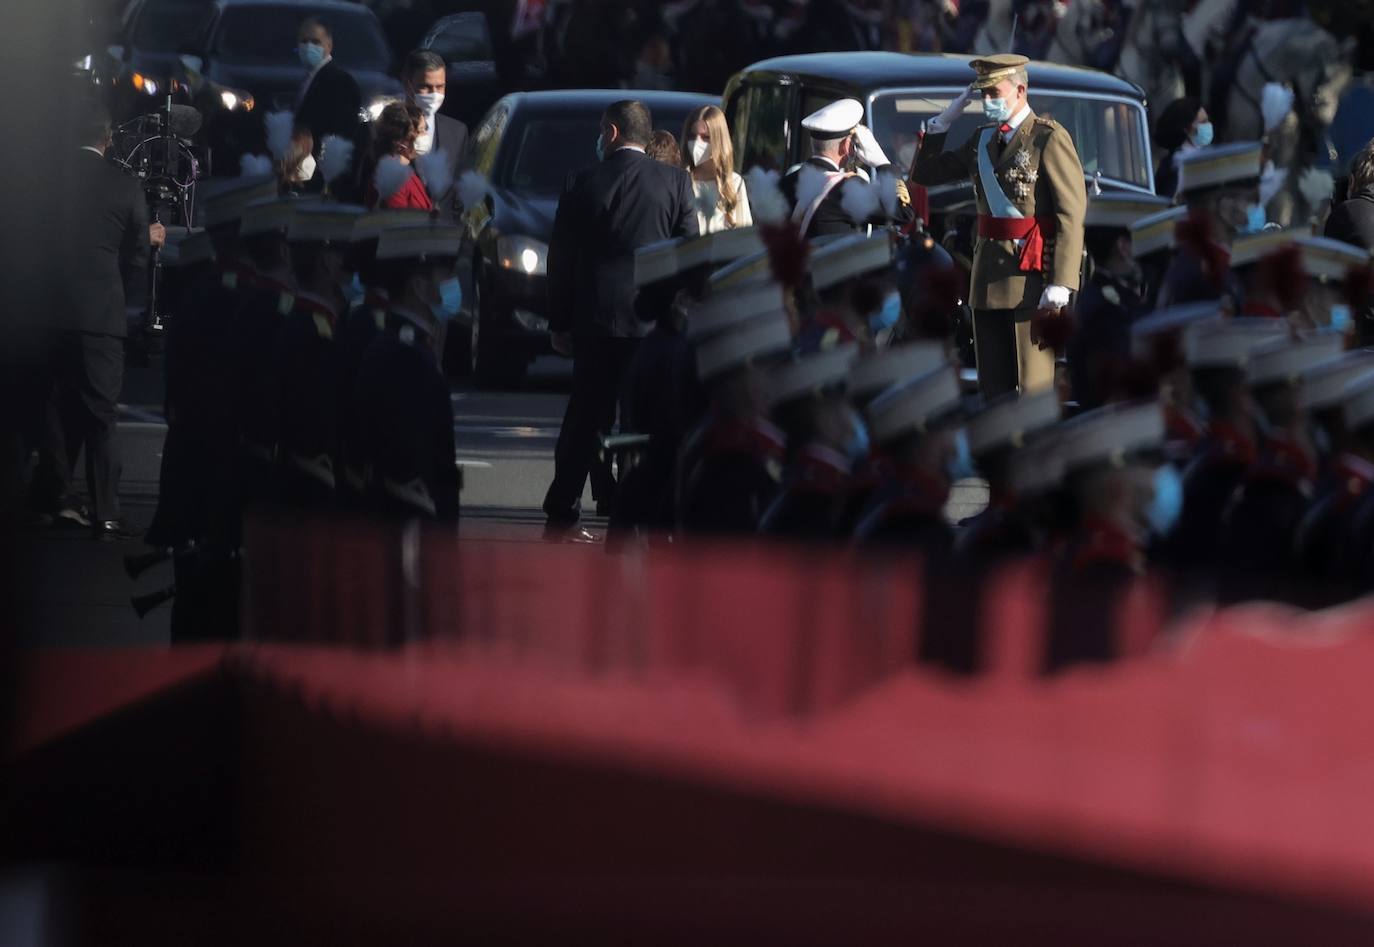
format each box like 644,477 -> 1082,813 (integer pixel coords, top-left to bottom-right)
680,105 -> 751,234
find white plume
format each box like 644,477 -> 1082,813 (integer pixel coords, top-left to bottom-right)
1259,160 -> 1288,208
318,135 -> 355,186
374,156 -> 412,202
792,165 -> 831,223
875,169 -> 901,219
456,170 -> 491,212
1261,82 -> 1295,135
415,148 -> 454,205
264,111 -> 295,163
840,175 -> 881,225
744,166 -> 788,225
239,153 -> 274,177
1298,166 -> 1334,208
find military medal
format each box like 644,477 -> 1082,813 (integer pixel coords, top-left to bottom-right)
1009,148 -> 1038,201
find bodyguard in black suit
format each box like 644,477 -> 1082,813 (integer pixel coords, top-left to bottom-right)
542,99 -> 699,539
403,49 -> 470,223
31,103 -> 156,538
294,17 -> 363,161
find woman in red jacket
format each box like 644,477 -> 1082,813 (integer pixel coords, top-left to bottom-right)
364,102 -> 433,211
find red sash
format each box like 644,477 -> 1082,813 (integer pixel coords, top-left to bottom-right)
977,214 -> 1058,273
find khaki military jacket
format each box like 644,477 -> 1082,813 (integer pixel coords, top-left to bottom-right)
913,112 -> 1087,312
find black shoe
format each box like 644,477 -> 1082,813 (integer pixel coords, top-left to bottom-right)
94,519 -> 143,542
56,504 -> 92,528
542,523 -> 600,544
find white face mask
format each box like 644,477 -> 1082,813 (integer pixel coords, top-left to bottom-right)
689,137 -> 710,167
290,153 -> 317,184
414,91 -> 444,117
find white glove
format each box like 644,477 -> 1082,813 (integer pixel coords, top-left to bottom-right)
851,124 -> 891,168
1038,284 -> 1071,310
927,85 -> 975,134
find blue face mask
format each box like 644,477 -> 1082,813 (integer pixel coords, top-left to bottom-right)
437,277 -> 462,321
298,42 -> 326,69
1145,464 -> 1184,536
870,291 -> 902,334
595,131 -> 606,162
842,415 -> 871,464
982,96 -> 1012,123
1242,203 -> 1267,234
1330,304 -> 1353,333
347,272 -> 365,305
1192,121 -> 1214,148
946,429 -> 977,482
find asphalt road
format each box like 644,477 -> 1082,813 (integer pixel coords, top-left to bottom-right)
16,354 -> 988,648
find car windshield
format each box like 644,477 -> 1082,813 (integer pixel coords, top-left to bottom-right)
212,6 -> 391,71
131,0 -> 213,50
502,109 -> 698,194
426,13 -> 494,63
870,90 -> 1152,191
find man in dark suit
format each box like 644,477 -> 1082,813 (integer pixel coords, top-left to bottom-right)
403,49 -> 469,223
294,17 -> 362,162
31,102 -> 159,539
542,99 -> 699,540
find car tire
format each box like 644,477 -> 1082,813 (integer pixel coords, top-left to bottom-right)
471,271 -> 525,390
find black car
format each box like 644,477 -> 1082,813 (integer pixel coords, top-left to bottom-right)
112,0 -> 400,119
724,52 -> 1156,212
453,88 -> 717,387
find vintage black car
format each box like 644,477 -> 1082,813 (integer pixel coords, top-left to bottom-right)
724,52 -> 1155,213
453,88 -> 716,386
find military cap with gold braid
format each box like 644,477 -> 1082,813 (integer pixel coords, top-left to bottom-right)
634,227 -> 766,288
687,282 -> 790,341
1131,206 -> 1187,259
288,204 -> 366,245
1342,370 -> 1374,431
865,364 -> 963,445
239,197 -> 308,238
1084,192 -> 1172,230
1295,236 -> 1371,281
1182,317 -> 1287,369
965,388 -> 1060,457
848,341 -> 948,404
1056,400 -> 1166,474
766,345 -> 860,408
1176,142 -> 1263,197
352,208 -> 434,244
1246,332 -> 1345,389
375,223 -> 464,262
696,308 -> 794,382
164,227 -> 214,268
1230,227 -> 1301,268
1302,350 -> 1374,412
201,175 -> 280,230
810,232 -> 893,291
969,53 -> 1029,90
801,98 -> 865,140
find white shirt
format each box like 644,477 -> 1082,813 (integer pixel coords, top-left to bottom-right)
297,54 -> 333,108
612,144 -> 647,155
1001,104 -> 1032,142
811,155 -> 842,172
693,172 -> 753,235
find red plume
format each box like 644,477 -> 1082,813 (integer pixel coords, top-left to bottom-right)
1175,209 -> 1231,292
905,264 -> 964,340
759,222 -> 810,291
1029,306 -> 1075,354
1258,244 -> 1308,312
1344,263 -> 1374,311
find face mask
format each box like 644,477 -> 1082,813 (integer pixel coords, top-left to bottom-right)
437,277 -> 463,321
347,272 -> 365,306
1192,122 -> 1214,148
298,42 -> 326,69
870,291 -> 902,333
414,92 -> 444,117
290,153 -> 316,184
1241,203 -> 1267,234
947,429 -> 977,482
1145,464 -> 1183,536
842,414 -> 871,464
1329,304 -> 1353,333
595,132 -> 606,162
689,138 -> 711,167
982,96 -> 1012,123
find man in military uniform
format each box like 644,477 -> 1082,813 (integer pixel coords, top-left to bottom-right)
353,223 -> 464,522
781,98 -> 912,240
273,203 -> 365,509
911,54 -> 1087,400
1156,142 -> 1263,312
1066,193 -> 1169,411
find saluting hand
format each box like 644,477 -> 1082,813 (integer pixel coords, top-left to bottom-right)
929,84 -> 976,133
149,222 -> 167,249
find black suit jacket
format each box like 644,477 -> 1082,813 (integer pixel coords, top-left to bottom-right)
546,148 -> 699,339
295,60 -> 363,154
429,113 -> 469,223
57,150 -> 149,337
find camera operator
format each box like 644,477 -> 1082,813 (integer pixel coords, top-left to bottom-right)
29,100 -> 164,540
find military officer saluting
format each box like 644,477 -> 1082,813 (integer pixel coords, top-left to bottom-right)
912,53 -> 1087,399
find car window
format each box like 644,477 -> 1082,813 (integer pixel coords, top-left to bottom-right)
869,91 -> 1152,190
469,103 -> 509,176
424,12 -> 494,63
735,83 -> 791,173
130,0 -> 213,50
498,107 -> 701,194
211,5 -> 391,71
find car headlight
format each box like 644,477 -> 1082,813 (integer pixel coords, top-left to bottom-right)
131,72 -> 159,95
497,236 -> 548,277
219,88 -> 255,112
73,54 -> 93,72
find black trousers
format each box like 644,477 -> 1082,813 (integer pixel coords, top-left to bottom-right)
31,331 -> 124,521
543,335 -> 639,525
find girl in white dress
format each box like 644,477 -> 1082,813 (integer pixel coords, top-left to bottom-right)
680,105 -> 752,235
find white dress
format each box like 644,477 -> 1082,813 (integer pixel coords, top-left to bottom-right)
692,172 -> 753,234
